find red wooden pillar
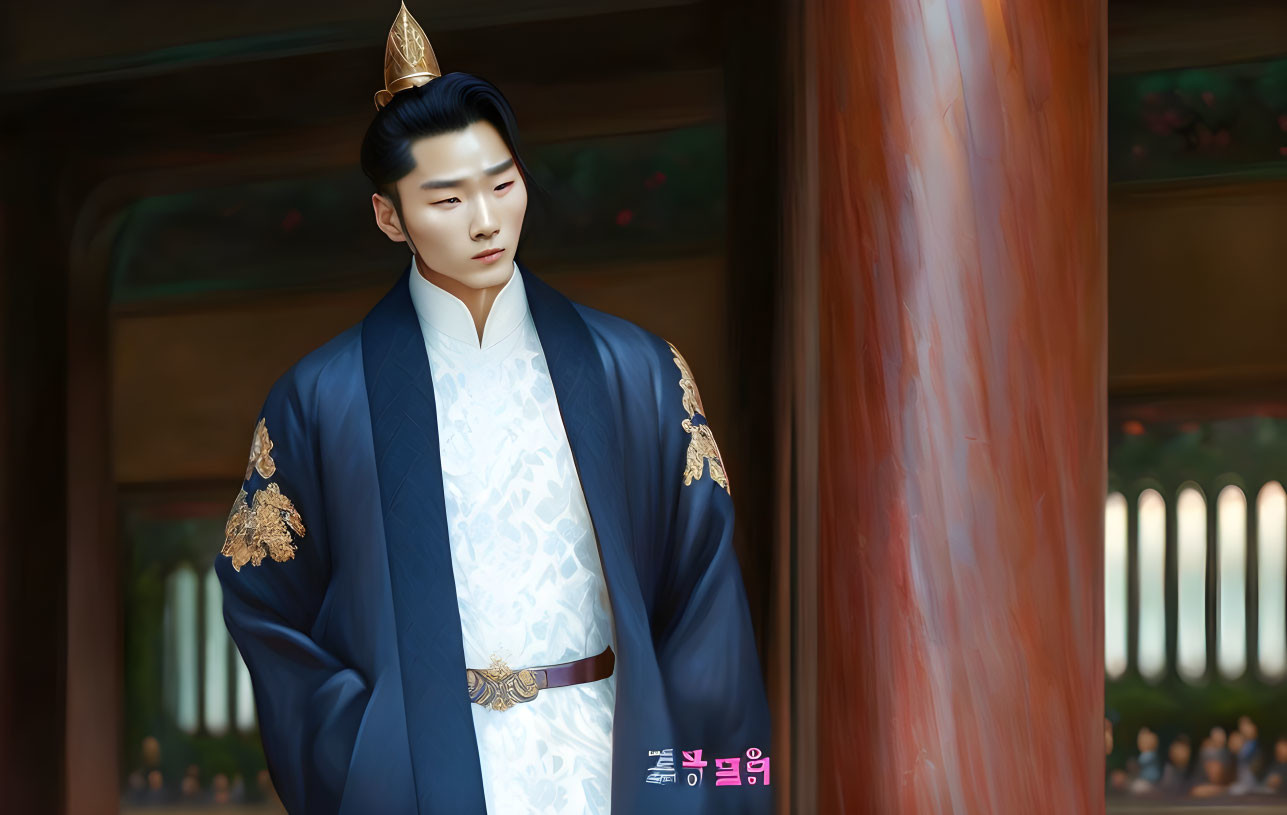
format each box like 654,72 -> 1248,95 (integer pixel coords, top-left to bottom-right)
812,0 -> 1106,811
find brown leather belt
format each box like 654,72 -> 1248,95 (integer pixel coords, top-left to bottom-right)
465,646 -> 615,712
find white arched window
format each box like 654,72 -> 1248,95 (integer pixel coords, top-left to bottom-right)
169,565 -> 200,733
1138,489 -> 1167,680
235,645 -> 256,732
203,567 -> 229,735
1177,486 -> 1208,682
1260,482 -> 1287,681
1218,485 -> 1248,679
1105,493 -> 1128,678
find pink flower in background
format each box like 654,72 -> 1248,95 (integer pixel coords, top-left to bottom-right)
281,208 -> 303,232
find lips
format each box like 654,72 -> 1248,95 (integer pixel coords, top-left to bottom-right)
472,248 -> 504,260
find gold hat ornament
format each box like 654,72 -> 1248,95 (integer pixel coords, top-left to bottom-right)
374,2 -> 442,109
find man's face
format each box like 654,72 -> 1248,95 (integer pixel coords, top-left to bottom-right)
372,119 -> 527,290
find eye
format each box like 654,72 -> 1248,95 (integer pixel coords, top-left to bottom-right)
432,197 -> 461,205
495,181 -> 514,191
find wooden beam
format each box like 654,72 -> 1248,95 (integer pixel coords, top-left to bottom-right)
1109,178 -> 1287,397
1110,0 -> 1287,73
0,0 -> 710,90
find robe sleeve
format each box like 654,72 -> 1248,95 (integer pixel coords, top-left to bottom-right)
652,342 -> 773,813
214,377 -> 370,815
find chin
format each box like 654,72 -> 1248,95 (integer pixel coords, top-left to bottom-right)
420,252 -> 510,287
447,262 -> 512,289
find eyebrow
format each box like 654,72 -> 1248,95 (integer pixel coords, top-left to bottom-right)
420,157 -> 516,190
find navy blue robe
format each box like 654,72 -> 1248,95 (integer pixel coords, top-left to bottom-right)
216,262 -> 773,814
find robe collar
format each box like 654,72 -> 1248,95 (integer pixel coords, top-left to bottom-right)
407,256 -> 526,349
359,258 -> 645,813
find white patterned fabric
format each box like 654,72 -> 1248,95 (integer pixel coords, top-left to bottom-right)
408,258 -> 617,814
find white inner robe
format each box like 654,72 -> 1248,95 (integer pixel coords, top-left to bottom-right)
408,258 -> 616,814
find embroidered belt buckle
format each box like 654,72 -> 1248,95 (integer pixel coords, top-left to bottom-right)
465,645 -> 615,712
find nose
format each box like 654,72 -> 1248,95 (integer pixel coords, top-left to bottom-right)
471,194 -> 500,241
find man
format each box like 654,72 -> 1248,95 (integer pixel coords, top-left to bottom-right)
215,4 -> 771,814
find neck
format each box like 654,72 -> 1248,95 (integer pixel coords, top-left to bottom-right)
414,253 -> 508,343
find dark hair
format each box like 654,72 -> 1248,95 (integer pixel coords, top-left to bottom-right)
360,72 -> 533,198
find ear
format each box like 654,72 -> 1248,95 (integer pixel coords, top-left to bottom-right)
371,192 -> 407,244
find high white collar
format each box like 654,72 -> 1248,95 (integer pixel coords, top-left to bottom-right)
408,256 -> 527,350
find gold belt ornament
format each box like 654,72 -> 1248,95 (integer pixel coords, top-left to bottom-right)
465,646 -> 616,712
466,656 -> 542,711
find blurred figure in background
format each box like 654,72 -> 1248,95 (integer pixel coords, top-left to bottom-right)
1211,725 -> 1230,762
1130,727 -> 1164,794
1158,734 -> 1193,796
144,769 -> 168,805
257,769 -> 279,808
1239,716 -> 1260,754
125,735 -> 164,806
141,736 -> 160,770
1265,737 -> 1287,793
1109,768 -> 1130,795
180,763 -> 202,801
210,772 -> 230,805
124,768 -> 146,804
1200,726 -> 1232,782
1107,718 -> 1130,796
1228,719 -> 1271,795
1237,717 -> 1265,781
1190,754 -> 1231,799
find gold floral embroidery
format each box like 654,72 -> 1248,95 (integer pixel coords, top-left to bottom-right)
668,343 -> 706,419
221,482 -> 306,571
244,418 -> 277,482
682,418 -> 729,492
668,341 -> 731,496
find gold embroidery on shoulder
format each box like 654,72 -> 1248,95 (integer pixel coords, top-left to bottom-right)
221,482 -> 306,572
244,418 -> 277,482
682,418 -> 730,492
668,341 -> 731,496
669,343 -> 706,418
